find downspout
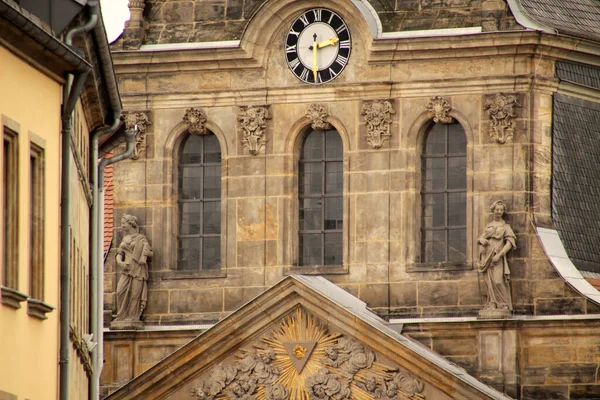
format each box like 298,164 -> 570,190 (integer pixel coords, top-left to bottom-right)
89,4 -> 123,399
60,5 -> 98,400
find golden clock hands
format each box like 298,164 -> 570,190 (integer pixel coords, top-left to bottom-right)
317,37 -> 339,49
312,33 -> 318,81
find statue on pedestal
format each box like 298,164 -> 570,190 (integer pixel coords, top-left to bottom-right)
110,214 -> 153,330
477,200 -> 516,318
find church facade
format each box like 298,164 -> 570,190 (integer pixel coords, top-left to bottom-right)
101,1 -> 600,399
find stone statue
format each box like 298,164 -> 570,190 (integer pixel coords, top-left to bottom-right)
477,200 -> 516,318
111,214 -> 153,330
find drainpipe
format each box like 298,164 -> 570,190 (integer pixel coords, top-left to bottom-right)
88,4 -> 123,398
60,5 -> 98,400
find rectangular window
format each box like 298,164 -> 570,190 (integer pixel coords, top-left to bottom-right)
2,128 -> 18,290
29,143 -> 44,300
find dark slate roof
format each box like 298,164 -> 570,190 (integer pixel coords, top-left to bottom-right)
552,93 -> 600,273
556,61 -> 600,90
520,0 -> 600,41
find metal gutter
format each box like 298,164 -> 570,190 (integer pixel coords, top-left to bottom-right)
505,0 -> 557,35
0,0 -> 90,72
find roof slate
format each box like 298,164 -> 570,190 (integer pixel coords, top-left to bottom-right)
552,93 -> 600,273
520,0 -> 600,41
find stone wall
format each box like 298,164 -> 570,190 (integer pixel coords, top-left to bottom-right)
115,0 -> 519,48
402,318 -> 600,400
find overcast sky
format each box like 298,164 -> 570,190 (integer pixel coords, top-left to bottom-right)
100,0 -> 129,42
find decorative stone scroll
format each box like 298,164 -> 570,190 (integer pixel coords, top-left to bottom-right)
426,96 -> 452,124
306,104 -> 331,130
183,108 -> 208,135
122,111 -> 151,160
238,106 -> 271,156
190,309 -> 426,400
484,93 -> 520,144
362,100 -> 395,149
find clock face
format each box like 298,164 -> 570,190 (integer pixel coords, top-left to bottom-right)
285,8 -> 351,84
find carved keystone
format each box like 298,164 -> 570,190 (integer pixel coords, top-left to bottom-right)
306,104 -> 331,130
183,108 -> 208,136
426,96 -> 452,124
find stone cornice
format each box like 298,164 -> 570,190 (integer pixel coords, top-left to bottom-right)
111,31 -> 600,74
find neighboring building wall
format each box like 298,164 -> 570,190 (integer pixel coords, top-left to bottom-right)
0,45 -> 61,400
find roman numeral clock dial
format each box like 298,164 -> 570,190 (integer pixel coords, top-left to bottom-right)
285,8 -> 352,84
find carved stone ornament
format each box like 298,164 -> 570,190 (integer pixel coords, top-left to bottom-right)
122,111 -> 151,160
306,104 -> 331,130
190,309 -> 426,400
183,108 -> 208,136
484,93 -> 520,144
362,100 -> 395,149
238,106 -> 271,156
426,96 -> 452,124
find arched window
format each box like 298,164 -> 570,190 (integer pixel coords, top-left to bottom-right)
421,122 -> 467,264
177,133 -> 221,270
298,129 -> 343,266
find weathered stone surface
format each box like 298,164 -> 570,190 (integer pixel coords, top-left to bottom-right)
169,288 -> 223,313
417,281 -> 459,307
522,385 -> 568,400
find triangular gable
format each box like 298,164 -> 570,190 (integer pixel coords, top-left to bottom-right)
105,276 -> 512,400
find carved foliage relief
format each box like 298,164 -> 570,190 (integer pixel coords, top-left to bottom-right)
426,96 -> 452,124
184,108 -> 208,136
484,93 -> 520,144
306,104 -> 331,131
122,111 -> 151,160
238,106 -> 271,156
362,100 -> 395,149
190,309 -> 425,400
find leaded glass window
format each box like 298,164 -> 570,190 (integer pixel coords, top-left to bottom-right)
421,122 -> 467,264
177,133 -> 221,270
299,129 -> 343,266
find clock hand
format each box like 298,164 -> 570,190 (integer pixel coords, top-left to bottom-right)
312,33 -> 318,81
317,37 -> 339,48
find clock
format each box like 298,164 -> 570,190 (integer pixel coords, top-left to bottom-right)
285,8 -> 351,84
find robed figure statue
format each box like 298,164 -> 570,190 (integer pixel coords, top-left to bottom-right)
477,200 -> 516,318
111,214 -> 153,330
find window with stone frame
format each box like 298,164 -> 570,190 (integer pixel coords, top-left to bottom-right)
2,127 -> 19,291
29,143 -> 45,300
298,129 -> 343,266
177,132 -> 222,270
421,122 -> 467,265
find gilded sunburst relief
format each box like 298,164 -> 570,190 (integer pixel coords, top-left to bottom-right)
190,308 -> 425,400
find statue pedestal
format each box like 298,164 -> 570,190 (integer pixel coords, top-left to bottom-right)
110,320 -> 144,330
478,308 -> 511,319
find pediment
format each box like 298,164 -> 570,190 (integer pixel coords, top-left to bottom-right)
106,276 -> 511,400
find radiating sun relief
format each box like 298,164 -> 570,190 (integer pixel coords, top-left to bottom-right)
190,308 -> 425,400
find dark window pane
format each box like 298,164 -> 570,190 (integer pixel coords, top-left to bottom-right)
325,131 -> 342,159
299,198 -> 322,231
448,192 -> 466,225
325,162 -> 343,194
423,193 -> 445,227
324,197 -> 343,230
299,233 -> 322,266
448,228 -> 466,262
180,202 -> 201,234
448,123 -> 467,154
448,156 -> 466,190
202,236 -> 221,270
203,201 -> 221,234
299,162 -> 322,195
425,124 -> 446,154
302,131 -> 322,160
423,157 -> 445,191
179,166 -> 202,199
324,232 -> 342,265
181,135 -> 203,164
203,135 -> 222,163
203,165 -> 221,199
423,230 -> 446,263
178,238 -> 200,270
